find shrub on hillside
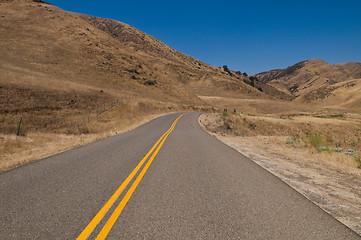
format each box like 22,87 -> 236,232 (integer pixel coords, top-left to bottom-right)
354,154 -> 361,168
222,65 -> 234,76
144,79 -> 157,86
249,76 -> 258,81
308,133 -> 324,149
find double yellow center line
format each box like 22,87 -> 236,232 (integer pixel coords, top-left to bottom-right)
77,114 -> 184,240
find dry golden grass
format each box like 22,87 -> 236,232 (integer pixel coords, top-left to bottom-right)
199,95 -> 361,153
225,112 -> 361,153
0,133 -> 97,172
0,110 -> 167,172
200,109 -> 361,170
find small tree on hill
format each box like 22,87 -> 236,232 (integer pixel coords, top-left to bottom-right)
222,65 -> 234,76
249,76 -> 258,81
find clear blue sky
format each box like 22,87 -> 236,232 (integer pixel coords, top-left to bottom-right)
46,0 -> 361,74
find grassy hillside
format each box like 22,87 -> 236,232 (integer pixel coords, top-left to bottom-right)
0,0 -> 265,135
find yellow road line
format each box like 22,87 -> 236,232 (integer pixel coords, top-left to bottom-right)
76,114 -> 183,240
95,114 -> 184,240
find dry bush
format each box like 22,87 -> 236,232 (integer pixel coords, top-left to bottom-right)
355,154 -> 361,169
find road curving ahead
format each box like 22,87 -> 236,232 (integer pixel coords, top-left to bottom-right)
0,112 -> 359,239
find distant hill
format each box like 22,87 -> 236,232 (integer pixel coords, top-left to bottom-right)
254,59 -> 361,102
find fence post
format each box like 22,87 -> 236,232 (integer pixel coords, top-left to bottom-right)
16,115 -> 23,136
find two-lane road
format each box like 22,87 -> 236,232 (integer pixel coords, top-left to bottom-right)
0,113 -> 359,239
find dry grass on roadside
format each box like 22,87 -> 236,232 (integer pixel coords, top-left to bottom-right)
222,111 -> 361,151
201,111 -> 361,171
0,133 -> 97,172
0,95 -> 215,173
0,107 -> 164,172
0,97 -> 171,172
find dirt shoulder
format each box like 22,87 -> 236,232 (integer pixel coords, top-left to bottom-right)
199,113 -> 361,236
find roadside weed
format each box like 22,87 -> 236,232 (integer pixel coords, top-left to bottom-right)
354,154 -> 361,169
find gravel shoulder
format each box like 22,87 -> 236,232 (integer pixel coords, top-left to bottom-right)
199,113 -> 361,236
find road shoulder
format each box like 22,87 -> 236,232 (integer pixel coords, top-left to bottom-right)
199,113 -> 361,236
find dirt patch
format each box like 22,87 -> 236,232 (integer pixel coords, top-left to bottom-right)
199,113 -> 361,236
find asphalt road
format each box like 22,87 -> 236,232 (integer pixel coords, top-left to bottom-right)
0,112 -> 360,239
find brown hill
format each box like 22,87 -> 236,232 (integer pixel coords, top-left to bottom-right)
0,0 -> 263,134
254,59 -> 361,102
309,79 -> 361,111
335,62 -> 361,79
